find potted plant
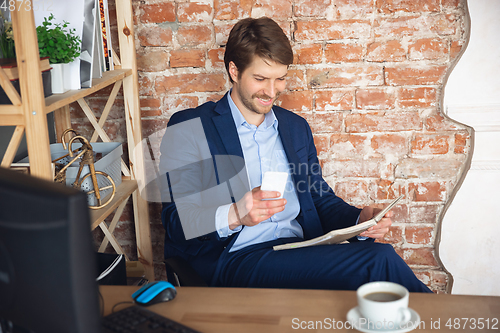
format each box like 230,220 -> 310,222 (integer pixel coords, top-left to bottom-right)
37,14 -> 81,94
0,13 -> 15,59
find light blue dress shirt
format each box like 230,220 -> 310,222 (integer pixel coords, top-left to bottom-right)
215,92 -> 304,252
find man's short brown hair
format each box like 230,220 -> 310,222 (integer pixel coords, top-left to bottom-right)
224,17 -> 294,83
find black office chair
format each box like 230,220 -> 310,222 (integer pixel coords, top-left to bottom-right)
164,256 -> 208,287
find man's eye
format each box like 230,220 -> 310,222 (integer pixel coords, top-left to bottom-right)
255,78 -> 265,81
277,77 -> 286,81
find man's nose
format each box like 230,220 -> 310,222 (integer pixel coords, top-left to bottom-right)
264,81 -> 276,98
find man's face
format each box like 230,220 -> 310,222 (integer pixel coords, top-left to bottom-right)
229,56 -> 288,121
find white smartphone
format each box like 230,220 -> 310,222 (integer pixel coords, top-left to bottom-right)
261,171 -> 288,199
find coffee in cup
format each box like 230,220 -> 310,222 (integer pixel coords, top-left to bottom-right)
363,291 -> 403,302
356,281 -> 412,329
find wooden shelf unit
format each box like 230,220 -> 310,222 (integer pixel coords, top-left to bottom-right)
44,69 -> 132,114
0,1 -> 154,281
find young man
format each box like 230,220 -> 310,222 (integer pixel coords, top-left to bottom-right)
160,17 -> 431,292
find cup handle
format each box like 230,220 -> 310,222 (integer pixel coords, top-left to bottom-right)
397,308 -> 412,325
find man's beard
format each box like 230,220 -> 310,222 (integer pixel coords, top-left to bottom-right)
238,86 -> 280,115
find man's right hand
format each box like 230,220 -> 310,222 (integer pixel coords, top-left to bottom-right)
228,186 -> 287,230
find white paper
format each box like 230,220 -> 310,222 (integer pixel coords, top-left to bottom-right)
80,0 -> 98,87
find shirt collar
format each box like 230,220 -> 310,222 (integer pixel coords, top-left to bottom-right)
227,89 -> 278,130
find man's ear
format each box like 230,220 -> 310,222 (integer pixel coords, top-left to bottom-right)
228,61 -> 239,83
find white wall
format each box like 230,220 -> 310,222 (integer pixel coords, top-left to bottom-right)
440,0 -> 500,295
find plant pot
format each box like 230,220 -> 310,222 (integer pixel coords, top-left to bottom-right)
50,63 -> 71,94
0,69 -> 52,104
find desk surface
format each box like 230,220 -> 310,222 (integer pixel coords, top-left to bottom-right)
100,286 -> 500,332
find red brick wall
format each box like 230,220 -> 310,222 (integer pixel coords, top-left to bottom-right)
72,0 -> 470,292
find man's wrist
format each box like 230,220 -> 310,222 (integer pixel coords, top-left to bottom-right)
356,213 -> 368,240
228,203 -> 242,230
215,203 -> 241,237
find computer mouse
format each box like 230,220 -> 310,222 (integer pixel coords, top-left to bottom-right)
132,281 -> 177,306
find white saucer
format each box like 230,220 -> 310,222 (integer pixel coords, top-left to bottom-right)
347,306 -> 421,333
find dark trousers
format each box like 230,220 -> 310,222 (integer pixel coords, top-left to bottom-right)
211,238 -> 432,293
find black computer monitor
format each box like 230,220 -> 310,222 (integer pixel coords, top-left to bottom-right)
0,167 -> 101,333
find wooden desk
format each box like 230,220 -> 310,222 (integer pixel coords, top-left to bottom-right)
100,286 -> 500,332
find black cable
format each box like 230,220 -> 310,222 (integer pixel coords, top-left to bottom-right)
111,301 -> 134,314
99,288 -> 134,316
98,290 -> 105,317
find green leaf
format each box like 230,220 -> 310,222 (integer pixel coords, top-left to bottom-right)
36,14 -> 81,63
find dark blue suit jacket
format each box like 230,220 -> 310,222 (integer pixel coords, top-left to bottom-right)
161,93 -> 361,284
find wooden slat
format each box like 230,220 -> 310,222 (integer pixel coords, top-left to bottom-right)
11,8 -> 52,180
1,126 -> 24,167
0,105 -> 22,116
77,98 -> 112,141
90,81 -> 121,142
44,69 -> 132,114
116,0 -> 154,281
0,67 -> 22,106
125,261 -> 145,278
112,48 -> 122,67
99,221 -> 130,261
90,179 -> 137,229
54,105 -> 72,143
0,58 -> 50,81
98,198 -> 128,252
0,114 -> 24,126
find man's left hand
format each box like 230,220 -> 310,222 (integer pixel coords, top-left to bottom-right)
358,206 -> 392,239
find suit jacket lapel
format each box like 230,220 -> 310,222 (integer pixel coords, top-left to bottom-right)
212,95 -> 244,159
275,109 -> 301,182
211,95 -> 250,202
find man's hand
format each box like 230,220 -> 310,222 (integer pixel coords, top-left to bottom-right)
358,206 -> 393,239
228,186 -> 286,230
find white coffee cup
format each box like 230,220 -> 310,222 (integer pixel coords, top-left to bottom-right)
356,282 -> 412,329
